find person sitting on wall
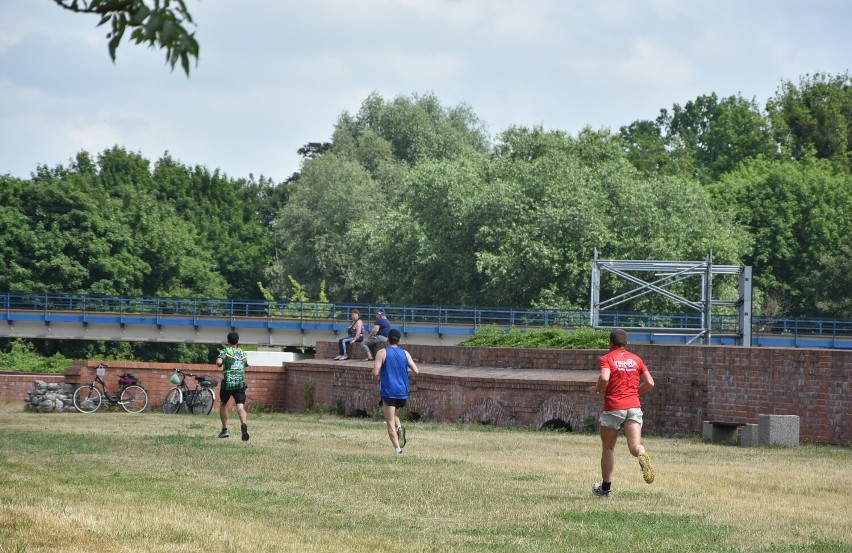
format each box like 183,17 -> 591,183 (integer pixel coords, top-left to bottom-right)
360,308 -> 390,361
335,309 -> 364,360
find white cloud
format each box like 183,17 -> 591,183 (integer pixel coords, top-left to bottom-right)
1,0 -> 850,181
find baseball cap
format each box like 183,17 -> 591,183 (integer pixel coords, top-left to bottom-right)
376,308 -> 385,315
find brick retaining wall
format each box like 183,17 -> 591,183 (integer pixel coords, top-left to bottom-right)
1,343 -> 849,444
314,341 -> 851,444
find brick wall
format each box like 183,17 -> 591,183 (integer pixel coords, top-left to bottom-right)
315,341 -> 851,444
2,343 -> 849,444
0,362 -> 281,411
0,372 -> 67,402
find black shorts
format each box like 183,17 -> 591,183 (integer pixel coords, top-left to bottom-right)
220,386 -> 247,405
381,397 -> 407,409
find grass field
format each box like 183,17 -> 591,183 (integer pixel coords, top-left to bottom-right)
0,402 -> 849,553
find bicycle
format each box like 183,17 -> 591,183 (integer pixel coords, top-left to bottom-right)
72,363 -> 149,414
162,369 -> 217,415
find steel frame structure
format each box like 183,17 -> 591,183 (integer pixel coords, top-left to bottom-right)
590,250 -> 752,345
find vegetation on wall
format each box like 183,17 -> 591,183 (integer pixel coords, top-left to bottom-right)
459,326 -> 610,350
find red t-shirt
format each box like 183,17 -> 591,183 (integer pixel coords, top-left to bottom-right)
598,347 -> 648,411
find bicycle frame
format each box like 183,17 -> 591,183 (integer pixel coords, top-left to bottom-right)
73,363 -> 149,414
83,374 -> 123,404
163,369 -> 216,415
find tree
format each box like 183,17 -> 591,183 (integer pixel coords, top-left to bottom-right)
52,0 -> 199,75
767,72 -> 852,172
274,112 -> 751,310
268,92 -> 491,303
709,157 -> 852,317
477,127 -> 748,310
346,92 -> 489,167
621,93 -> 776,183
269,154 -> 378,302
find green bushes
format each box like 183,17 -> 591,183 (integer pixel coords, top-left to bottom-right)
459,326 -> 609,349
0,340 -> 72,373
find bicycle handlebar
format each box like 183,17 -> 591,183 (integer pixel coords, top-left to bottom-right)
173,368 -> 212,382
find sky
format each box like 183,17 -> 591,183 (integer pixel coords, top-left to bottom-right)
1,0 -> 850,184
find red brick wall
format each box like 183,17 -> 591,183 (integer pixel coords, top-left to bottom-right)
2,343 -> 849,444
0,372 -> 67,402
0,362 -> 286,412
315,341 -> 852,444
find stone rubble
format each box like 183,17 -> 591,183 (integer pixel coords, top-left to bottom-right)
26,380 -> 77,412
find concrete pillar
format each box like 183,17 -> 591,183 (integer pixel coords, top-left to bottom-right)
757,414 -> 800,446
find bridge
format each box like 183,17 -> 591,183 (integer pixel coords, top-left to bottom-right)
1,292 -> 851,349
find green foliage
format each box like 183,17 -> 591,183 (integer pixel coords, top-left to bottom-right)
621,92 -> 776,183
0,340 -> 71,373
0,146 -> 283,362
282,276 -> 331,318
709,157 -> 852,317
54,0 -> 199,75
458,326 -> 609,349
277,112 -> 749,310
5,77 -> 852,367
767,72 -> 852,172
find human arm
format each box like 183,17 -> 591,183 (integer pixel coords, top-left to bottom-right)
405,351 -> 419,375
638,370 -> 655,395
369,323 -> 379,337
372,348 -> 386,378
590,366 -> 611,396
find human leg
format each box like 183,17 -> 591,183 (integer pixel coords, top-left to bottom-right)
361,336 -> 376,359
383,403 -> 401,451
599,425 -> 619,483
624,419 -> 654,483
218,393 -> 231,438
623,420 -> 645,457
341,337 -> 354,358
231,390 -> 249,441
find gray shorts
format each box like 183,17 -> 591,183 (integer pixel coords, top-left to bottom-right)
599,407 -> 643,429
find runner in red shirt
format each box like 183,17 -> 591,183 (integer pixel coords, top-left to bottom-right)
589,329 -> 656,497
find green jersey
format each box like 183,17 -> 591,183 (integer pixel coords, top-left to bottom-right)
219,346 -> 249,391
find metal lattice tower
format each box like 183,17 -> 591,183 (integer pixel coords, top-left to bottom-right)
590,250 -> 752,345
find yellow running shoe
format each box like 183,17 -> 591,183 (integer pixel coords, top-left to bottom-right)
638,452 -> 655,484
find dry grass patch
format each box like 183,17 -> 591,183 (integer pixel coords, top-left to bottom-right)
0,403 -> 849,552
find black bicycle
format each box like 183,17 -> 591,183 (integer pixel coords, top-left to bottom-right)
162,369 -> 217,415
72,363 -> 149,414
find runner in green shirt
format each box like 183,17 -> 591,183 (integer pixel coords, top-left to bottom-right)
216,331 -> 250,441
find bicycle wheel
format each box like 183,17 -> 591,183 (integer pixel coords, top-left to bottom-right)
73,385 -> 103,414
193,387 -> 215,415
120,385 -> 149,413
162,388 -> 183,414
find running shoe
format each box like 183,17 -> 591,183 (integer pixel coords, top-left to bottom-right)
397,425 -> 406,448
592,483 -> 611,498
638,451 -> 655,484
241,423 -> 250,442
217,428 -> 229,438
334,355 -> 343,360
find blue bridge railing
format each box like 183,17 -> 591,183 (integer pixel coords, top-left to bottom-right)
1,292 -> 851,349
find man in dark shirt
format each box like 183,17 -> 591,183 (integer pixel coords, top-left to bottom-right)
360,308 -> 390,361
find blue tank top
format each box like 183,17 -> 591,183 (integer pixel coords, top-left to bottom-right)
380,346 -> 409,400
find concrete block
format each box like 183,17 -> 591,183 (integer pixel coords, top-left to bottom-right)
702,421 -> 741,443
740,423 -> 758,447
757,414 -> 800,446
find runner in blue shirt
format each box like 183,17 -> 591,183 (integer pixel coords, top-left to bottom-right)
372,328 -> 419,454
